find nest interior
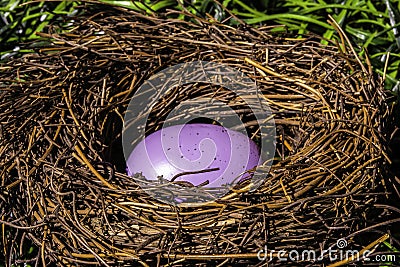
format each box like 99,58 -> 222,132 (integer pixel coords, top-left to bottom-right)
0,2 -> 399,266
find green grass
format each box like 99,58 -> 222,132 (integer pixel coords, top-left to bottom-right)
0,0 -> 79,41
0,0 -> 80,60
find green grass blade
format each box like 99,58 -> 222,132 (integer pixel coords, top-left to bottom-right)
244,13 -> 333,29
384,0 -> 400,48
98,0 -> 154,13
295,4 -> 388,18
232,0 -> 266,17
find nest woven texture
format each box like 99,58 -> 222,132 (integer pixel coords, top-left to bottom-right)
0,3 -> 398,266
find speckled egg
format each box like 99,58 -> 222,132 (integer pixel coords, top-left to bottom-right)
126,123 -> 260,187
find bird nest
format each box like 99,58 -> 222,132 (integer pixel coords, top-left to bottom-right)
0,2 -> 399,266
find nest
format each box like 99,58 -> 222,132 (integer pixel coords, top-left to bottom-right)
1,2 -> 399,266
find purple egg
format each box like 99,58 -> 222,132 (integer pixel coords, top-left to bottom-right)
126,124 -> 260,187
